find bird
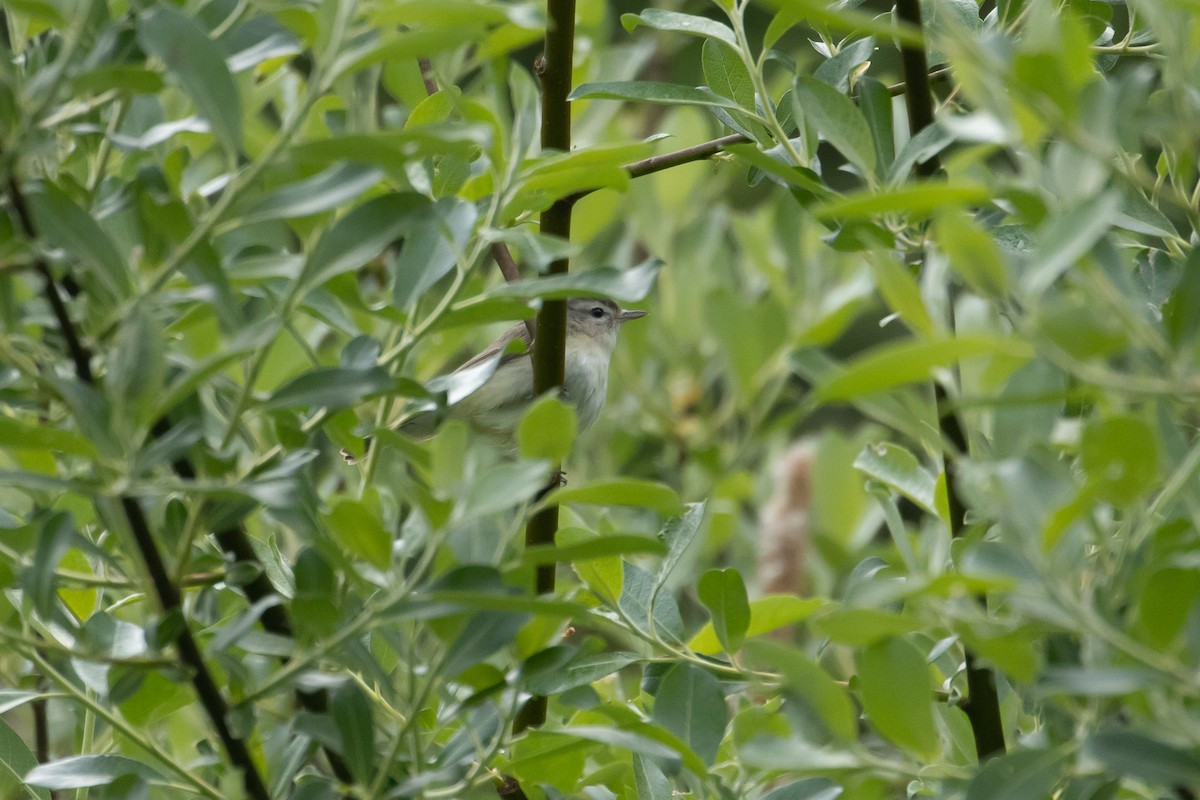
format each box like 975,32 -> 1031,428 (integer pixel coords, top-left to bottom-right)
343,298 -> 646,461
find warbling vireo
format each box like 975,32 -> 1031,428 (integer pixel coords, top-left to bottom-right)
404,297 -> 647,442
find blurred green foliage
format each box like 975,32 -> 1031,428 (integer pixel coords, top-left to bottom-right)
2,0 -> 1200,797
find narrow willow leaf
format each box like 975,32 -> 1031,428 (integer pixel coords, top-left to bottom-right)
651,663 -> 728,765
1024,191 -> 1120,294
794,76 -> 876,175
25,755 -> 164,790
697,568 -> 750,652
236,164 -> 384,225
0,716 -> 49,800
621,9 -> 738,47
518,395 -> 578,462
815,334 -> 1033,401
546,478 -> 682,516
764,779 -> 844,800
858,637 -> 939,757
138,6 -> 242,154
524,651 -> 641,695
814,182 -> 992,220
655,502 -> 707,593
620,562 -> 685,642
702,39 -> 756,109
854,442 -> 938,515
27,181 -> 133,303
570,81 -> 744,110
689,595 -> 825,654
937,212 -> 1012,296
746,640 -> 857,742
332,683 -> 375,784
964,749 -> 1067,800
490,259 -> 661,303
867,252 -> 936,337
260,367 -> 394,411
1083,730 -> 1200,787
324,499 -> 391,569
300,193 -> 429,293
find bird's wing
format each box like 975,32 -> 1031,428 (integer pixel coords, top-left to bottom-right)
453,321 -> 534,373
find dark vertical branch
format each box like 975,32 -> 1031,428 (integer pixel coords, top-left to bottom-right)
3,165 -> 272,800
895,0 -> 941,178
892,0 -> 1005,759
527,0 -> 575,595
31,693 -> 58,800
514,0 -> 576,735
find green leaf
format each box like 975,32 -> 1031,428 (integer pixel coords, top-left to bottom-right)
813,182 -> 992,220
332,682 -> 375,784
965,748 -> 1068,800
519,534 -> 666,567
289,130 -> 486,172
763,779 -> 844,800
655,502 -> 708,593
651,663 -> 728,765
0,416 -> 97,457
323,499 -> 391,569
260,367 -> 395,411
518,395 -> 578,462
392,197 -> 478,309
332,28 -> 474,78
106,307 -> 166,427
723,144 -> 830,197
24,755 -> 164,790
814,607 -> 921,646
632,753 -> 672,800
937,212 -> 1012,296
858,77 -> 895,176
702,39 -> 756,108
457,460 -> 549,520
1037,667 -> 1161,697
794,76 -> 876,174
28,512 -> 73,618
550,725 -> 683,762
690,595 -> 825,653
1136,567 -> 1200,648
857,637 -> 939,757
867,252 -> 935,337
0,711 -> 49,800
524,651 -> 641,694
1024,192 -> 1121,294
570,81 -> 744,110
620,562 -> 685,643
27,181 -> 133,303
138,6 -> 243,154
621,9 -> 738,47
489,259 -> 661,304
236,164 -> 384,225
697,568 -> 750,652
1085,731 -> 1200,787
545,478 -> 683,515
768,0 -> 924,47
300,193 -> 429,293
854,442 -> 938,516
1080,415 -> 1157,505
745,640 -> 857,742
440,611 -> 529,677
815,335 -> 1032,402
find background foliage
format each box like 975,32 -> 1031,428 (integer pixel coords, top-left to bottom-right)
2,0 -> 1200,797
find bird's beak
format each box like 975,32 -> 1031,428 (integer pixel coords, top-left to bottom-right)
618,309 -> 648,323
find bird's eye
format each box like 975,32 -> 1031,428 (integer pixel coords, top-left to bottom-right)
590,307 -> 605,319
